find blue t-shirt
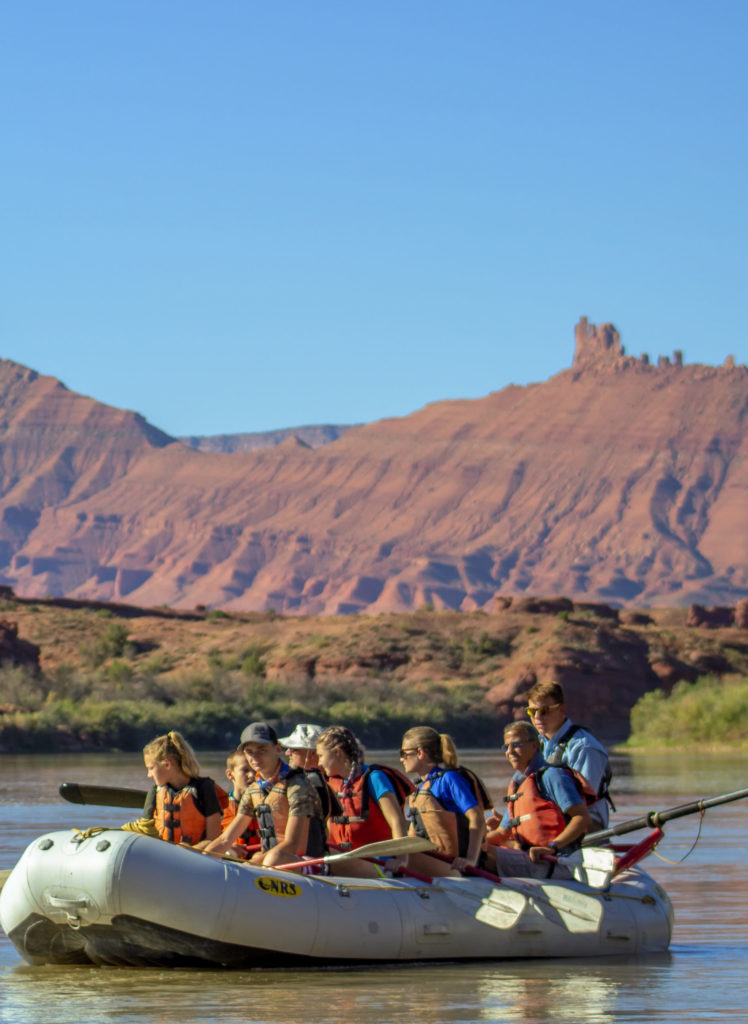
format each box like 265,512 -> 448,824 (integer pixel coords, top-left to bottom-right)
499,753 -> 582,831
541,719 -> 609,828
365,765 -> 396,803
416,767 -> 478,816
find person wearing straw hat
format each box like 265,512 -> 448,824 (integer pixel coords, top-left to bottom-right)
278,723 -> 334,820
278,723 -> 325,771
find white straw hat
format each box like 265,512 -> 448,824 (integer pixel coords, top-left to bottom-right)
277,723 -> 325,750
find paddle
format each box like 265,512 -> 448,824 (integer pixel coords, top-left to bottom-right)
548,847 -> 615,889
277,835 -> 436,871
582,787 -> 748,846
59,782 -> 148,809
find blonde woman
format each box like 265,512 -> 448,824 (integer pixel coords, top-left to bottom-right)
124,730 -> 223,845
400,726 -> 488,875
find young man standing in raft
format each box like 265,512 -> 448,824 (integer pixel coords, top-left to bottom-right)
485,720 -> 591,879
524,680 -> 612,830
203,722 -> 325,868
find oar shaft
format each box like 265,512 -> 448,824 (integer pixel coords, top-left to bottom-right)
277,836 -> 434,871
583,787 -> 748,846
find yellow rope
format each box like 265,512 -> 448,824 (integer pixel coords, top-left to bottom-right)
72,826 -> 118,839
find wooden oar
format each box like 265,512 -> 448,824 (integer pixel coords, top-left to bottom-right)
277,835 -> 435,871
583,787 -> 748,846
59,782 -> 148,809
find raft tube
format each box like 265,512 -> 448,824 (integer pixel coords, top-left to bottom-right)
0,829 -> 673,967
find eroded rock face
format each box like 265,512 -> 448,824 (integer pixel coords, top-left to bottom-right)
686,604 -> 735,628
0,322 -> 746,615
0,618 -> 40,671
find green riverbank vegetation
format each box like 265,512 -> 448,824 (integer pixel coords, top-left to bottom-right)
627,675 -> 748,749
0,659 -> 491,751
0,597 -> 746,752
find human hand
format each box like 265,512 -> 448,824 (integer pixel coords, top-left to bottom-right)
528,845 -> 554,864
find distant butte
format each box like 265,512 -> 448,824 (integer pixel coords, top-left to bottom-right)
0,319 -> 745,614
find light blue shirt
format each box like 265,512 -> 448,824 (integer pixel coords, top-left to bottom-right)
541,719 -> 610,829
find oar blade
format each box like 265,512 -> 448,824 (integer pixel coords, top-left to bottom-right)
278,835 -> 436,871
558,847 -> 615,890
341,836 -> 436,861
59,783 -> 147,809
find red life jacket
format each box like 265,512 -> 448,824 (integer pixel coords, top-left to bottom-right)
328,765 -> 414,851
505,766 -> 580,850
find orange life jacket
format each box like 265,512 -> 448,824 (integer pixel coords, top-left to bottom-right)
328,765 -> 414,851
505,767 -> 580,850
154,778 -> 216,845
221,793 -> 256,856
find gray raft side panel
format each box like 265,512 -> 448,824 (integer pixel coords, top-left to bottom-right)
0,830 -> 674,967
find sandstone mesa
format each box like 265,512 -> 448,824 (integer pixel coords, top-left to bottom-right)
0,319 -> 745,615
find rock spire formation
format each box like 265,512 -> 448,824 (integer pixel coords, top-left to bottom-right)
0,322 -> 745,613
573,316 -> 685,371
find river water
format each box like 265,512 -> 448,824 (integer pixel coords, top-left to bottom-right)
1,750 -> 746,1024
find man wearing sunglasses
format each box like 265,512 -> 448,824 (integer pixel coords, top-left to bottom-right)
524,680 -> 611,830
484,719 -> 591,878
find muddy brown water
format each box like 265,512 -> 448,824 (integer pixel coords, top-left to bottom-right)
1,750 -> 746,1024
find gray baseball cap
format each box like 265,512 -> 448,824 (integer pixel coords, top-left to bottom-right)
240,721 -> 278,745
278,723 -> 324,750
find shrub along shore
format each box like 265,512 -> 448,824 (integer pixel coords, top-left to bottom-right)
0,598 -> 746,752
626,675 -> 748,749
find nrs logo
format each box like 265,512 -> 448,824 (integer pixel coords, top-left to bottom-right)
254,876 -> 302,898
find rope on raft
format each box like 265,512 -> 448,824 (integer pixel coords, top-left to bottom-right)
651,801 -> 706,866
72,826 -> 120,840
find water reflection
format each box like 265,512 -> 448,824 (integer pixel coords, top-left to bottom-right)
0,961 -> 639,1024
473,961 -> 627,1023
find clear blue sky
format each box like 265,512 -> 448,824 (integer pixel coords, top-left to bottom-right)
2,3 -> 746,437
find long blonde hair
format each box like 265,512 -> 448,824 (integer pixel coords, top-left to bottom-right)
143,731 -> 201,777
401,726 -> 459,769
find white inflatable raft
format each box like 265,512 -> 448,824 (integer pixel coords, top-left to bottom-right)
0,828 -> 673,967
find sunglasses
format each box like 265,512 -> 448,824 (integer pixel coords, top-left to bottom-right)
525,704 -> 561,717
502,740 -> 530,752
399,748 -> 418,757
